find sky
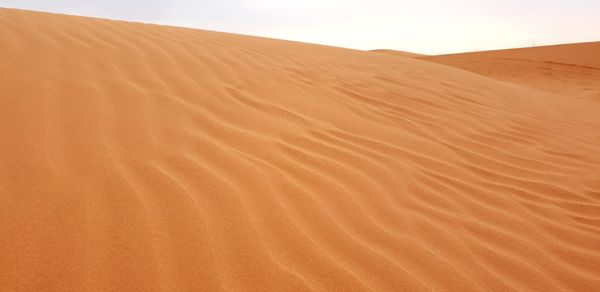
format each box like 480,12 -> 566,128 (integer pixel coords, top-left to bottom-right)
1,0 -> 599,54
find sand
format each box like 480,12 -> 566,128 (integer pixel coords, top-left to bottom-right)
423,42 -> 600,101
370,49 -> 425,58
1,8 -> 600,291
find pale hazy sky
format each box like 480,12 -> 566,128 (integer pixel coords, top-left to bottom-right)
1,0 -> 599,54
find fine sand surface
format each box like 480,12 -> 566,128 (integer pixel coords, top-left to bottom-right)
2,8 -> 600,291
423,42 -> 600,101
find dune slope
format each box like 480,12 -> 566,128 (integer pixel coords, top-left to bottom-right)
423,42 -> 600,101
1,8 -> 600,291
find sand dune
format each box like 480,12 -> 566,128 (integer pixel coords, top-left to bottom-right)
370,49 -> 425,58
423,42 -> 600,101
1,8 -> 600,291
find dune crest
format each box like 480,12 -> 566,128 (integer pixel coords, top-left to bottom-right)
370,49 -> 425,58
1,8 -> 600,291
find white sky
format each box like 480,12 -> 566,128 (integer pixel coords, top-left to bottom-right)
1,0 -> 599,54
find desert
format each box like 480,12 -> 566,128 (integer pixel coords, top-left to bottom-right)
1,7 -> 599,291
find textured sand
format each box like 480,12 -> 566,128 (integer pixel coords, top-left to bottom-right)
1,8 -> 600,291
424,42 -> 600,101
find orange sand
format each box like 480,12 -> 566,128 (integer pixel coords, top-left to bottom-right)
424,42 -> 600,101
370,49 -> 425,58
1,8 -> 600,291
